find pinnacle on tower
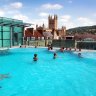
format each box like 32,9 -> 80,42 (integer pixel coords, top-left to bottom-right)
50,16 -> 52,19
54,14 -> 57,19
48,15 -> 50,19
42,23 -> 45,28
56,15 -> 57,19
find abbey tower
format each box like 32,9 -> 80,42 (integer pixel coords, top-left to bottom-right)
48,15 -> 58,30
25,14 -> 66,40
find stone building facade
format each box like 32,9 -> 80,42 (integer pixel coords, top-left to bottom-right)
48,15 -> 58,30
25,15 -> 66,40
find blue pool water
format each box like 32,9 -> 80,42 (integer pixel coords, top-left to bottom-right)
0,48 -> 96,96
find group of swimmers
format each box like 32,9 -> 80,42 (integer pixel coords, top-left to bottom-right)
33,46 -> 82,61
61,47 -> 82,57
48,46 -> 77,52
59,47 -> 82,57
33,52 -> 57,61
48,46 -> 53,50
59,47 -> 81,52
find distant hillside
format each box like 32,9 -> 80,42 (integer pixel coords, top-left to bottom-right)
66,25 -> 96,35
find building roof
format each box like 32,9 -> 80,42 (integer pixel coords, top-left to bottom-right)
43,32 -> 53,37
33,31 -> 43,37
25,30 -> 43,37
0,17 -> 32,27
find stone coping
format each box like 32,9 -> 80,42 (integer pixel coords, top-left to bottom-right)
8,46 -> 96,52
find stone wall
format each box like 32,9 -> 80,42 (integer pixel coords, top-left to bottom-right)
24,40 -> 52,47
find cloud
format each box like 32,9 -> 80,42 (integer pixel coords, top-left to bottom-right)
60,15 -> 71,22
93,13 -> 96,17
0,9 -> 5,16
77,17 -> 95,26
41,3 -> 63,10
32,18 -> 48,28
7,10 -> 20,14
39,12 -> 49,17
13,14 -> 35,28
59,16 -> 96,29
9,2 -> 23,9
64,22 -> 76,29
13,14 -> 47,28
59,20 -> 76,29
13,14 -> 29,21
58,14 -> 77,29
0,2 -> 23,16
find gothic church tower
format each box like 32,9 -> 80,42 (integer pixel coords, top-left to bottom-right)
48,15 -> 58,30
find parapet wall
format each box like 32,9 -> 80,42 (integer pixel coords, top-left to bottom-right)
52,40 -> 75,48
77,41 -> 96,50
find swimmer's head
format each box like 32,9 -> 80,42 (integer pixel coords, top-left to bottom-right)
34,54 -> 37,57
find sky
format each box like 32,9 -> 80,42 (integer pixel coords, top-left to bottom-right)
0,0 -> 96,29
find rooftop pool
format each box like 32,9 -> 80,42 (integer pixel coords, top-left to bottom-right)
0,48 -> 96,96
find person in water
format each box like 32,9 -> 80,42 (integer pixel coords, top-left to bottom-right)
33,54 -> 38,61
35,46 -> 37,48
79,48 -> 81,51
60,47 -> 64,52
50,46 -> 53,50
0,73 -> 10,80
74,48 -> 77,51
53,53 -> 57,59
65,47 -> 68,50
69,47 -> 72,51
78,53 -> 82,57
48,46 -> 51,50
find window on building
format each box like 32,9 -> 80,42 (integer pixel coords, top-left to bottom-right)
14,33 -> 18,42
